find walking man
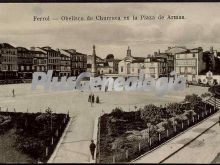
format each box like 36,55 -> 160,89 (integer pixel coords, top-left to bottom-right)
90,140 -> 96,160
12,89 -> 15,97
88,94 -> 91,102
92,94 -> 95,103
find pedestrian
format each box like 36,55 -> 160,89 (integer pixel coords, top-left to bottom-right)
88,94 -> 91,102
90,140 -> 96,160
96,96 -> 99,104
12,89 -> 15,97
92,94 -> 95,103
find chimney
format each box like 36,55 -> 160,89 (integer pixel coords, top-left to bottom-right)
158,49 -> 160,54
30,47 -> 35,50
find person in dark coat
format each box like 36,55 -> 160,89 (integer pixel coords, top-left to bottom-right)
92,94 -> 95,103
88,94 -> 91,102
90,140 -> 96,160
96,96 -> 99,104
12,89 -> 15,97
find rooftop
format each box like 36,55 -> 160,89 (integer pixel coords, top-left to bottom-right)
0,43 -> 15,49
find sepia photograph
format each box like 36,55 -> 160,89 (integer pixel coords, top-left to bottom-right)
0,2 -> 220,164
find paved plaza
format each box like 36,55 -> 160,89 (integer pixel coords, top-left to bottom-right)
0,84 -> 210,163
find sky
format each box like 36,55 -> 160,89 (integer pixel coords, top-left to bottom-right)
0,3 -> 220,59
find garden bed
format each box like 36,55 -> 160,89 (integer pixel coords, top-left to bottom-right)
97,94 -> 218,163
0,108 -> 70,163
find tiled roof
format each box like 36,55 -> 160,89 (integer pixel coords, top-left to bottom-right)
29,50 -> 46,54
0,43 -> 15,49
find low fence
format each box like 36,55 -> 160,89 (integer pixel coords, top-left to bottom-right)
97,101 -> 219,163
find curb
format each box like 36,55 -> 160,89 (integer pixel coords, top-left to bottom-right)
47,117 -> 73,163
132,109 -> 220,163
89,116 -> 99,163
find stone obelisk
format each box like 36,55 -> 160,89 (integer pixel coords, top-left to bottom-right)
91,45 -> 97,77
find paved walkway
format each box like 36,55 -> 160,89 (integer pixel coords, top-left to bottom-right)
134,110 -> 220,163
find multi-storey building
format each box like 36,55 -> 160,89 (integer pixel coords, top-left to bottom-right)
30,47 -> 47,72
143,56 -> 167,79
17,47 -> 33,79
203,47 -> 217,74
63,49 -> 87,76
0,43 -> 18,79
155,51 -> 174,76
173,47 -> 206,82
96,54 -> 121,75
60,49 -> 71,77
39,47 -> 61,77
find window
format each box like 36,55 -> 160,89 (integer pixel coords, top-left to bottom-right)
27,66 -> 30,71
180,67 -> 185,73
176,67 -> 180,73
150,68 -> 155,74
21,66 -> 24,71
192,67 -> 196,74
33,59 -> 37,64
187,67 -> 192,73
193,54 -> 195,58
121,66 -> 123,72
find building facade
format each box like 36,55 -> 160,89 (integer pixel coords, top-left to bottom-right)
143,57 -> 167,79
173,47 -> 206,82
96,54 -> 121,75
0,43 -> 18,79
30,47 -> 47,72
154,51 -> 174,75
119,47 -> 145,76
60,50 -> 71,77
17,47 -> 33,79
39,47 -> 61,77
63,49 -> 87,77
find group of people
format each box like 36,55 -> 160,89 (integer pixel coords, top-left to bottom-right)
88,94 -> 100,105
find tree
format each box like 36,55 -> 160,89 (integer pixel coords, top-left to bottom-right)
111,107 -> 123,118
166,103 -> 183,117
140,104 -> 163,125
209,85 -> 220,99
184,94 -> 203,111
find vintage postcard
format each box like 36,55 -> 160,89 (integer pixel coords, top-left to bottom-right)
0,2 -> 220,164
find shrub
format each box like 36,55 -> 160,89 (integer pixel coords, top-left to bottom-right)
201,92 -> 212,99
140,104 -> 163,125
111,107 -> 123,118
184,94 -> 202,103
166,103 -> 184,116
